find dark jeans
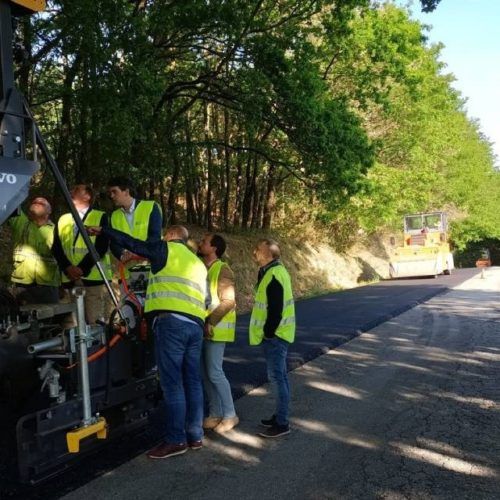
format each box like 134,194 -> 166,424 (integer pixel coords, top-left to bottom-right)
154,314 -> 204,444
262,336 -> 290,426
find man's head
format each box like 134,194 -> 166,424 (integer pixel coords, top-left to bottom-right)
198,233 -> 226,259
107,176 -> 134,209
28,197 -> 52,223
71,184 -> 93,209
165,225 -> 189,243
253,238 -> 281,267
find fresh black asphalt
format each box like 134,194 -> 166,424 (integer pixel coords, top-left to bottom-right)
3,268 -> 479,499
225,268 -> 479,399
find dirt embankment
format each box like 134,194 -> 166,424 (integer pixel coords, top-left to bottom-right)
0,224 -> 391,312
213,232 -> 391,312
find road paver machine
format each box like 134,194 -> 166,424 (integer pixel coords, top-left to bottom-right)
0,0 -> 158,484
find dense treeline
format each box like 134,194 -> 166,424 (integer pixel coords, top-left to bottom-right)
17,0 -> 499,248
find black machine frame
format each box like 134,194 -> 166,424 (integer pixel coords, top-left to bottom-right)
0,1 -> 159,484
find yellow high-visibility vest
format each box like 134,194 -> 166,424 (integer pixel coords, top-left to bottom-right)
57,210 -> 111,283
207,260 -> 236,342
110,200 -> 159,240
145,242 -> 207,321
110,200 -> 161,278
9,211 -> 60,286
249,264 -> 295,345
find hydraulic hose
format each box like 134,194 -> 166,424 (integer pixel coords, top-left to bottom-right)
64,262 -> 144,369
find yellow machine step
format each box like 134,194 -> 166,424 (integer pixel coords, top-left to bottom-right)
66,417 -> 107,453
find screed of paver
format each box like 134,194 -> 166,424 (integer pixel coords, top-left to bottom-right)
62,268 -> 500,500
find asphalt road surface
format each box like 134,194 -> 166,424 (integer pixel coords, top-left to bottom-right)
61,266 -> 500,500
1,268 -> 480,499
226,268 -> 480,399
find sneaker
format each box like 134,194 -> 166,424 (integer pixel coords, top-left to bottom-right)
203,416 -> 222,430
188,440 -> 203,450
146,442 -> 187,459
213,416 -> 239,434
258,424 -> 290,438
260,415 -> 277,428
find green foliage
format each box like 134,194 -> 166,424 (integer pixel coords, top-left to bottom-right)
12,0 -> 497,254
317,3 -> 499,251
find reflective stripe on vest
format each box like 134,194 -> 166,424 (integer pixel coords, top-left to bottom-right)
145,242 -> 207,321
9,211 -> 60,286
148,275 -> 205,294
147,290 -> 205,309
57,210 -> 112,283
249,264 -> 295,346
207,260 -> 236,342
253,298 -> 294,310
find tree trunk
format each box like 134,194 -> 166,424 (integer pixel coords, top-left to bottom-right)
204,103 -> 214,230
183,118 -> 197,224
77,57 -> 90,183
205,146 -> 214,230
262,164 -> 276,229
223,109 -> 231,229
252,178 -> 266,229
232,149 -> 244,227
53,54 -> 81,203
166,137 -> 180,225
242,153 -> 258,229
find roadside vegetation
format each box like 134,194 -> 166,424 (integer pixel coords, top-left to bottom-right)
2,0 -> 498,293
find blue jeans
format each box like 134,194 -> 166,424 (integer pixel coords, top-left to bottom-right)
154,314 -> 204,444
262,337 -> 290,426
201,341 -> 236,419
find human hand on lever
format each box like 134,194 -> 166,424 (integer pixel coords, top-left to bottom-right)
65,265 -> 83,281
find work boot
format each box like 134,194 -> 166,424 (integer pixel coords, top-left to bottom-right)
146,442 -> 187,459
203,416 -> 222,429
258,424 -> 290,438
213,416 -> 239,434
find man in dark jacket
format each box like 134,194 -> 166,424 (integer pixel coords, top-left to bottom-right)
250,238 -> 296,438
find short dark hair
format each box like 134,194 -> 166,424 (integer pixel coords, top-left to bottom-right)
107,176 -> 135,196
210,234 -> 226,258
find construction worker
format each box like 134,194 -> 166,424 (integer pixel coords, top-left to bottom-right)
52,185 -> 111,324
198,233 -> 238,433
8,197 -> 60,304
86,224 -> 207,458
106,176 -> 162,266
250,238 -> 295,438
